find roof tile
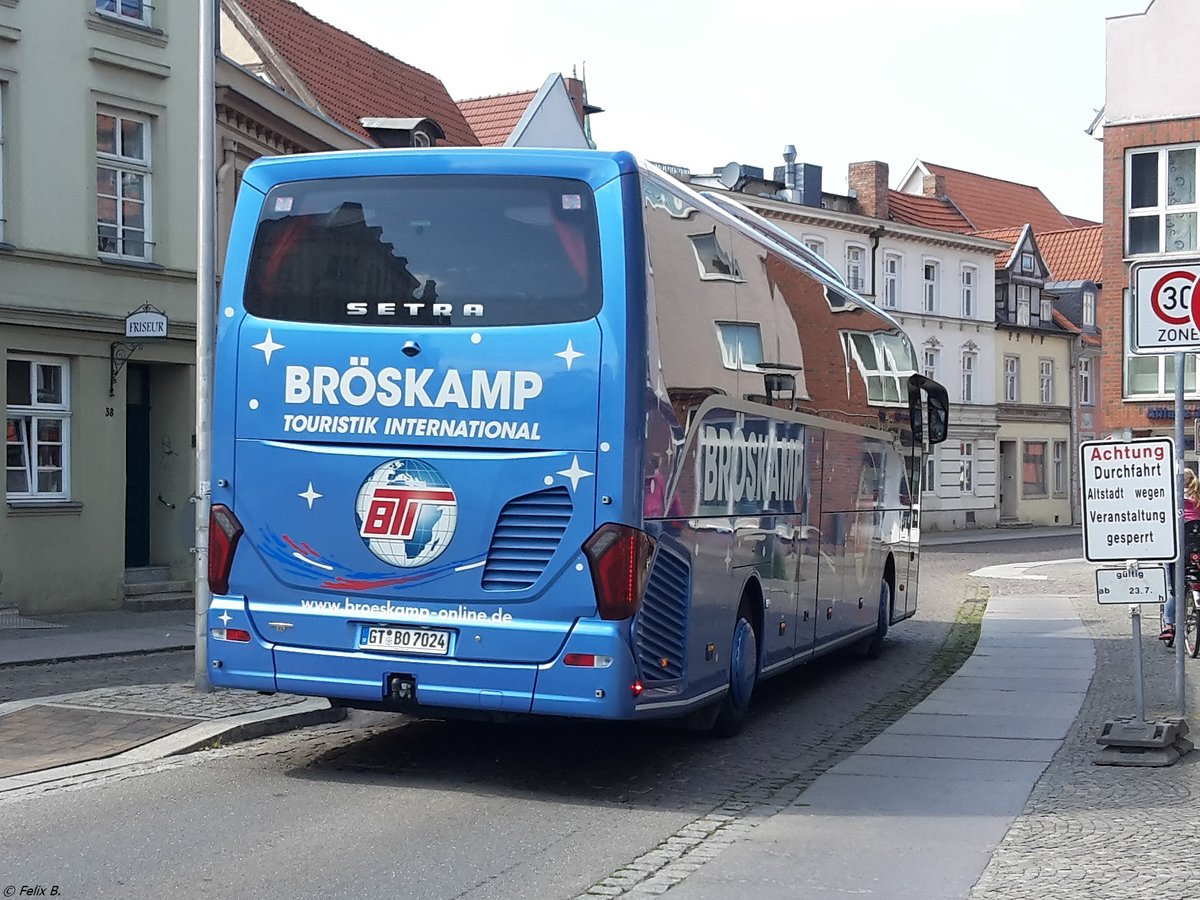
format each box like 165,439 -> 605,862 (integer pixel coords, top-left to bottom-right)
886,190 -> 974,233
457,90 -> 537,147
1036,225 -> 1103,284
921,162 -> 1075,233
229,0 -> 479,146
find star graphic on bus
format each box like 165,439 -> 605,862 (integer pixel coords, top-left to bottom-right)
298,482 -> 323,508
555,340 -> 584,371
556,455 -> 593,491
253,330 -> 285,365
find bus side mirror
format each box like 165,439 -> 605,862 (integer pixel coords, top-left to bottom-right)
907,374 -> 950,446
927,392 -> 948,445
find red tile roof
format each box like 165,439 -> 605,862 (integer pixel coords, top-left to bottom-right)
971,227 -> 1026,269
228,0 -> 479,146
920,162 -> 1075,233
885,190 -> 973,233
457,90 -> 537,147
1036,225 -> 1103,284
1053,308 -> 1101,347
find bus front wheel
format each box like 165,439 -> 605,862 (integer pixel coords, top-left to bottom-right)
712,599 -> 759,737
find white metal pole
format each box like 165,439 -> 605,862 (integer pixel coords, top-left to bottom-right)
194,0 -> 216,692
1175,351 -> 1186,718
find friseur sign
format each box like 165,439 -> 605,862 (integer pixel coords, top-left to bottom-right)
1079,437 -> 1177,563
124,306 -> 168,339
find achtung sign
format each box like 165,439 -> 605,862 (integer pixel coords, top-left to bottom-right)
1080,438 -> 1177,563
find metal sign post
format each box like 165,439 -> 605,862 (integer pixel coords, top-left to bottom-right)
1129,259 -> 1200,721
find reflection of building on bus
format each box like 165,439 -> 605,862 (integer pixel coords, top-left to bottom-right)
207,149 -> 948,736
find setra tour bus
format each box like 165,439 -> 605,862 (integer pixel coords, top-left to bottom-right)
207,148 -> 949,735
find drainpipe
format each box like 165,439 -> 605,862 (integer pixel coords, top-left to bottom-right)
868,226 -> 885,299
215,142 -> 237,280
1068,334 -> 1082,526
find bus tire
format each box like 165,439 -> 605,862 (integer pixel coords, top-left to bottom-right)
860,576 -> 891,660
711,598 -> 759,737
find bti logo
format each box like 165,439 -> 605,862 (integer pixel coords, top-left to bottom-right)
360,486 -> 456,539
354,459 -> 459,568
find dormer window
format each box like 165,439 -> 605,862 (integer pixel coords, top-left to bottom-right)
1021,252 -> 1035,273
1083,290 -> 1096,326
1016,285 -> 1031,326
1040,295 -> 1052,323
359,117 -> 445,148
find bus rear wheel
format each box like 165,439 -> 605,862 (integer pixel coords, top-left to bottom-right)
711,598 -> 759,737
859,577 -> 891,659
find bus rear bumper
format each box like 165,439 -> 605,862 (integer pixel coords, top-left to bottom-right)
207,599 -> 640,719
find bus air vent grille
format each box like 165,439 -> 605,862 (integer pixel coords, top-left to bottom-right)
636,548 -> 690,681
481,487 -> 573,591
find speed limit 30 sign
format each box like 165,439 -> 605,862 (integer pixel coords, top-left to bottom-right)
1132,261 -> 1200,353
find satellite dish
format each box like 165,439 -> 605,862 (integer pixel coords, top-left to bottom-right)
719,162 -> 742,189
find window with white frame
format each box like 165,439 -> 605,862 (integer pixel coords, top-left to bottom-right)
847,332 -> 917,405
97,111 -> 152,261
961,350 -> 976,402
1083,290 -> 1095,326
922,346 -> 938,381
95,0 -> 152,27
803,236 -> 825,259
1040,294 -> 1053,323
883,253 -> 900,308
1004,355 -> 1019,402
923,450 -> 936,495
960,265 -> 976,318
959,441 -> 974,493
0,84 -> 5,245
1053,440 -> 1067,495
845,244 -> 865,292
1021,252 -> 1035,273
1127,145 -> 1199,255
6,356 -> 70,500
1039,359 -> 1054,404
715,322 -> 764,371
1016,285 -> 1031,325
923,261 -> 939,313
1126,352 -> 1200,398
1080,357 -> 1093,405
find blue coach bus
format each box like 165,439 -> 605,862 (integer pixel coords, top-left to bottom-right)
207,149 -> 949,735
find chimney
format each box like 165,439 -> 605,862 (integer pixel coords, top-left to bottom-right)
848,160 -> 889,220
563,77 -> 586,126
923,174 -> 947,199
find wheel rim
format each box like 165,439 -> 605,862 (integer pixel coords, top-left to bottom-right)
729,618 -> 757,708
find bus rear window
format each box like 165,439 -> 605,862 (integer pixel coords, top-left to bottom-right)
243,175 -> 602,326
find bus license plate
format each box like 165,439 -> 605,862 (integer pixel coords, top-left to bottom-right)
361,626 -> 450,656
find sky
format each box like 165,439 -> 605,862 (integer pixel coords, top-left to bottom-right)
291,0 -> 1148,222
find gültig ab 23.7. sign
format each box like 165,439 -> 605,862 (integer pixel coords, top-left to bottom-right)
1080,437 -> 1176,563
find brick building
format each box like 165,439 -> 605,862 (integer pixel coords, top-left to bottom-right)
1098,0 -> 1200,449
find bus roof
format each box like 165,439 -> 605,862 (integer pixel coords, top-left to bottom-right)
241,147 -> 641,195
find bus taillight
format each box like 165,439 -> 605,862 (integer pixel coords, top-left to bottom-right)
209,504 -> 244,595
582,523 -> 655,620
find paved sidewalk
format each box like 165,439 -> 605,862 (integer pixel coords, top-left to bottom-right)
657,590 -> 1094,899
0,607 -> 193,665
922,524 -> 1082,547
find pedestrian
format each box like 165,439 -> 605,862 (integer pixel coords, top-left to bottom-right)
1160,468 -> 1200,642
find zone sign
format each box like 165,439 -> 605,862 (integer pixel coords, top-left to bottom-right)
1132,261 -> 1200,353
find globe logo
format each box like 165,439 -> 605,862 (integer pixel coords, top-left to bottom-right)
355,459 -> 458,568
